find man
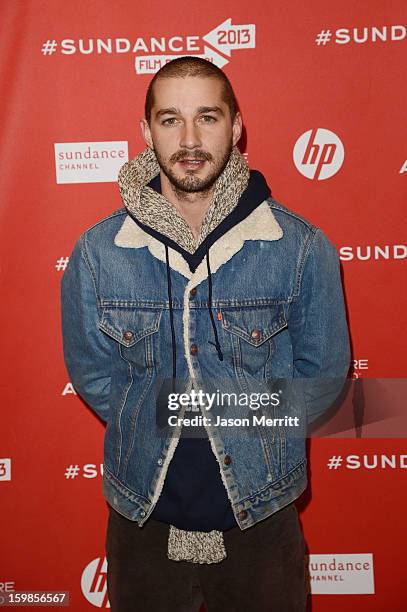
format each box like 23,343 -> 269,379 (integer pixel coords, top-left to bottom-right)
61,56 -> 350,611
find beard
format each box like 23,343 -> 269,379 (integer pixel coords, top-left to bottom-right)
153,141 -> 233,195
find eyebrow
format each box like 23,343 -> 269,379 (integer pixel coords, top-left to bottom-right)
155,106 -> 225,119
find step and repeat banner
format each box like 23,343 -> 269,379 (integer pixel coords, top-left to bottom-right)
1,1 -> 406,610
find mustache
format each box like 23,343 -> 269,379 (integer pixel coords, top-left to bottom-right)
171,151 -> 212,163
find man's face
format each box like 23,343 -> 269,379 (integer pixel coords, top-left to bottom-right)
140,76 -> 242,194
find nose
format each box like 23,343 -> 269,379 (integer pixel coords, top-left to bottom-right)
179,120 -> 202,149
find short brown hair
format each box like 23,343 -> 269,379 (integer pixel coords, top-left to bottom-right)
144,56 -> 239,124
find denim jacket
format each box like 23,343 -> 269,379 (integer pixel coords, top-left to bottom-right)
60,196 -> 351,530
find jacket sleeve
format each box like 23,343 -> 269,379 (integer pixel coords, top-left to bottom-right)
60,234 -> 112,424
288,228 -> 351,425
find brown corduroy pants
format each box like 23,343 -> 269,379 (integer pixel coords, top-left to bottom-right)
105,501 -> 307,612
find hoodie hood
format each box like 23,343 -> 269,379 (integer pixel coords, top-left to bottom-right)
117,146 -> 271,266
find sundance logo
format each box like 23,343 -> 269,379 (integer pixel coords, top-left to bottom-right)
54,141 -> 128,184
326,454 -> 407,470
293,128 -> 344,180
339,244 -> 406,261
308,553 -> 374,594
41,18 -> 256,73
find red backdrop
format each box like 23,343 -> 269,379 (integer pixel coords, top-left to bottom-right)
1,0 -> 406,609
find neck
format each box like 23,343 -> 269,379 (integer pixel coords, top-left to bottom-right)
160,171 -> 215,241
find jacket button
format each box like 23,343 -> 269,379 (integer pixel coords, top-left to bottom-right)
190,287 -> 197,297
190,344 -> 198,355
237,510 -> 248,520
123,330 -> 133,341
224,455 -> 232,465
140,510 -> 146,517
250,329 -> 261,341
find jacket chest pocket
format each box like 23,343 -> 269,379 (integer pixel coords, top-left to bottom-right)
221,305 -> 288,387
98,307 -> 162,373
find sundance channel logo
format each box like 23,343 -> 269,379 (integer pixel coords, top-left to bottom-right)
308,553 -> 375,594
54,141 -> 128,184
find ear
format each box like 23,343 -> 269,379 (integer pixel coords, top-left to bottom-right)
140,118 -> 153,149
232,112 -> 242,147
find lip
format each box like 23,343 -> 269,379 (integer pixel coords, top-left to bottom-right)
178,159 -> 206,170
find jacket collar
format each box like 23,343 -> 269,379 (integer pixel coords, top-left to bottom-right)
114,199 -> 283,285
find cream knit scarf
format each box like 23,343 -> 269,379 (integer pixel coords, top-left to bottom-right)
118,145 -> 250,564
118,145 -> 250,253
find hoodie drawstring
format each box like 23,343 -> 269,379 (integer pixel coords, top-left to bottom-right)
164,244 -> 177,381
206,245 -> 224,362
164,245 -> 224,385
